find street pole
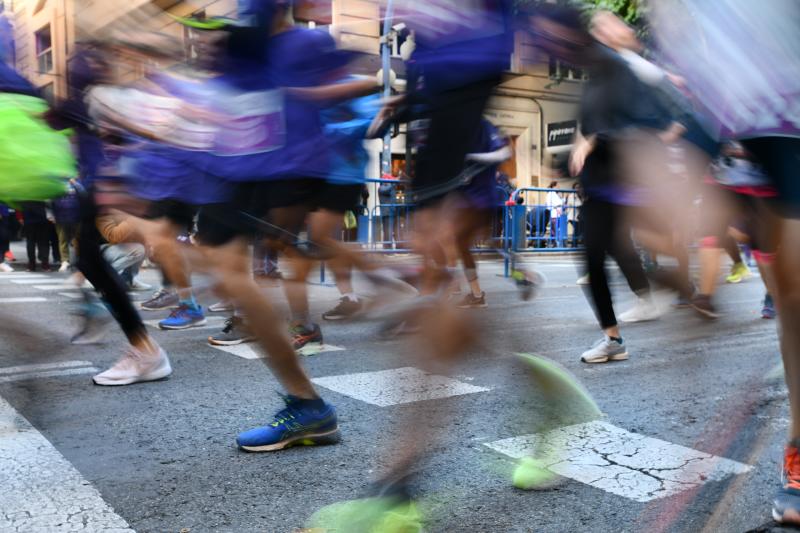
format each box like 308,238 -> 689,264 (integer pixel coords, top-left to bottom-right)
381,0 -> 394,178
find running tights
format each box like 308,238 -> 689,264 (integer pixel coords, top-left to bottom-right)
582,200 -> 650,329
76,190 -> 146,340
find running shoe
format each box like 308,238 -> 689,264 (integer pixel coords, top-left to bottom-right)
58,261 -> 70,272
457,291 -> 487,309
691,294 -> 720,319
26,263 -> 35,272
5,250 -> 14,262
208,300 -> 234,313
762,294 -> 776,319
725,261 -> 752,284
618,296 -> 660,323
236,394 -> 340,452
290,323 -> 323,350
93,345 -> 172,386
580,336 -> 628,364
208,316 -> 256,346
306,495 -> 422,532
773,441 -> 800,525
140,288 -> 179,311
0,262 -> 12,273
322,296 -> 364,321
70,309 -> 113,345
576,273 -> 590,285
158,304 -> 207,330
512,268 -> 545,301
128,277 -> 152,292
671,295 -> 692,309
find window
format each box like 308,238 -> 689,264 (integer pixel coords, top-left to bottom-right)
35,24 -> 53,74
548,57 -> 586,82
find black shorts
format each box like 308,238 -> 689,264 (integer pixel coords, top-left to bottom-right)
314,183 -> 363,214
146,200 -> 197,232
411,77 -> 499,208
195,178 -> 319,247
741,137 -> 800,218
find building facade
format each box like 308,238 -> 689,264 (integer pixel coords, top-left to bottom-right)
9,0 -> 581,190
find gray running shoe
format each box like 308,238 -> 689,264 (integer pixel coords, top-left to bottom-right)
457,292 -> 487,309
322,297 -> 364,321
140,288 -> 179,311
580,337 -> 629,364
208,316 -> 256,346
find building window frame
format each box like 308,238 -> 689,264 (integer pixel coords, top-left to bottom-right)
35,24 -> 53,74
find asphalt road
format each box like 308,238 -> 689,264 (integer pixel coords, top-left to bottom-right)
0,245 -> 796,533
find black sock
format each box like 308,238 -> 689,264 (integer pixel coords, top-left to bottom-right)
610,336 -> 623,344
292,396 -> 326,410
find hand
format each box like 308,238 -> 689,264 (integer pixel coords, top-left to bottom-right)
569,137 -> 594,177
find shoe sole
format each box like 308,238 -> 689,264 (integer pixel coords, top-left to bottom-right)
581,352 -> 629,364
691,305 -> 720,319
92,367 -> 172,386
773,506 -> 800,524
159,319 -> 208,330
239,427 -> 341,452
294,340 -> 324,352
208,337 -> 256,346
208,307 -> 234,313
457,302 -> 488,309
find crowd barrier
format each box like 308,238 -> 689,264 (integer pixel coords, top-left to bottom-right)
345,183 -> 584,254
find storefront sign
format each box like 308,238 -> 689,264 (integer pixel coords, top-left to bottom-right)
547,120 -> 577,147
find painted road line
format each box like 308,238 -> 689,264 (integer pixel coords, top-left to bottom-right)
33,284 -> 77,291
0,273 -> 48,278
0,367 -> 99,384
58,292 -> 82,299
485,420 -> 752,503
10,278 -> 57,284
0,361 -> 94,376
209,343 -> 345,360
0,395 -> 133,531
0,297 -> 48,303
312,367 -> 490,407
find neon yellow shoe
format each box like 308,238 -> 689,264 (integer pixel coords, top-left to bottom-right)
725,262 -> 752,284
305,496 -> 423,533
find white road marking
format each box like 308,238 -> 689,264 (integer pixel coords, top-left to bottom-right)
0,297 -> 48,303
312,367 -> 490,407
58,292 -> 82,299
0,273 -> 48,278
10,278 -> 57,284
0,367 -> 99,384
0,395 -> 133,531
209,343 -> 345,360
33,284 -> 76,291
0,361 -> 94,377
485,420 -> 752,502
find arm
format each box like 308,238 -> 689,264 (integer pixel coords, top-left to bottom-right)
285,79 -> 379,104
569,133 -> 596,177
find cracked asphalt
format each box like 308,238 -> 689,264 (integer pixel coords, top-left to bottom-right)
0,249 -> 797,532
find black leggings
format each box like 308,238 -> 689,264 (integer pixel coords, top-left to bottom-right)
583,200 -> 650,329
25,223 -> 50,266
76,190 -> 146,341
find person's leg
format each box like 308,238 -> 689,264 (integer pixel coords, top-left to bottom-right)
25,223 -> 36,269
48,222 -> 60,265
35,224 -> 49,269
57,224 -> 70,269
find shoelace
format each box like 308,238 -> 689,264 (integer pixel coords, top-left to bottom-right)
167,304 -> 190,318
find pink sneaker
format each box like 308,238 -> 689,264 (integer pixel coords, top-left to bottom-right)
93,345 -> 172,386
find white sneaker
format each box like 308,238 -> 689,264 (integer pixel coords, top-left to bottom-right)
93,345 -> 172,386
576,273 -> 590,285
0,262 -> 12,273
129,277 -> 152,291
618,296 -> 661,323
58,261 -> 70,273
209,300 -> 234,313
580,336 -> 629,364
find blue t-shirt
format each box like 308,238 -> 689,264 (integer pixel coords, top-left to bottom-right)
198,28 -> 338,182
323,92 -> 380,185
461,119 -> 506,208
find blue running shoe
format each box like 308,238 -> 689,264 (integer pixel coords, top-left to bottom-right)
237,395 -> 340,452
158,304 -> 207,330
762,294 -> 776,319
